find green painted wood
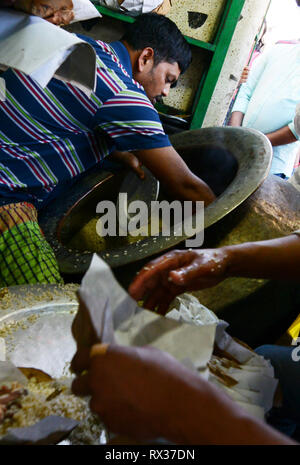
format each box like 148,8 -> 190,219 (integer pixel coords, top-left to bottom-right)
183,37 -> 215,51
95,5 -> 135,23
190,0 -> 246,129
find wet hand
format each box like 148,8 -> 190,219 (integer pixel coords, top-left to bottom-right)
129,248 -> 230,314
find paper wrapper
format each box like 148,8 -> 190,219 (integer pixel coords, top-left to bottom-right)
0,8 -> 97,94
166,298 -> 278,418
152,0 -> 171,15
0,361 -> 28,386
80,254 -> 278,420
210,321 -> 278,418
0,361 -> 79,445
0,338 -> 5,362
0,416 -> 79,445
80,254 -> 217,374
71,0 -> 101,23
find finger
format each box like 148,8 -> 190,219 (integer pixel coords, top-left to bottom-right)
143,286 -> 168,311
128,155 -> 145,179
70,347 -> 91,374
72,373 -> 90,397
157,296 -> 176,315
90,343 -> 110,358
134,163 -> 145,180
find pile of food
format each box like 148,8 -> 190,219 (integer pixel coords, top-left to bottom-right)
68,215 -> 162,253
0,365 -> 103,444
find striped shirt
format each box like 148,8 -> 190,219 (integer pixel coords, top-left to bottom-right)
0,35 -> 170,208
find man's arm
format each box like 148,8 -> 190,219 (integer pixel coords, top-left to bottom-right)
133,145 -> 216,206
71,344 -> 295,445
129,234 -> 300,313
228,110 -> 244,127
224,234 -> 300,280
266,125 -> 298,147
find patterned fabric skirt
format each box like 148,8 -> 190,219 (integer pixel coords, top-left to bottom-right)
0,202 -> 63,287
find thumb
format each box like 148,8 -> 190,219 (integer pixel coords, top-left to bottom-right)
133,161 -> 145,180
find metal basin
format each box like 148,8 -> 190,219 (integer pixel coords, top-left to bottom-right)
39,127 -> 272,275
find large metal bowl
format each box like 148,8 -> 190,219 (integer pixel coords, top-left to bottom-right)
39,127 -> 272,275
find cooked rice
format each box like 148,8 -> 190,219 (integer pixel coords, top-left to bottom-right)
0,377 -> 103,444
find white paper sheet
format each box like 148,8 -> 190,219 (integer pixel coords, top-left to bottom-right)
0,338 -> 6,362
81,254 -> 278,421
98,0 -> 163,15
0,8 -> 97,93
81,254 -> 216,370
0,361 -> 28,387
71,0 -> 102,23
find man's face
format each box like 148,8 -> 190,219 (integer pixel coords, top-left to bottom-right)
134,57 -> 181,105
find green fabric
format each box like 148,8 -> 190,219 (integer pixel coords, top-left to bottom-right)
0,220 -> 63,287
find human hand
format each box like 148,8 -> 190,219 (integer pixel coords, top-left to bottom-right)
71,343 -> 199,443
238,66 -> 250,85
129,248 -> 230,314
71,342 -> 293,445
71,290 -> 113,372
45,9 -> 74,25
111,150 -> 145,179
12,0 -> 74,25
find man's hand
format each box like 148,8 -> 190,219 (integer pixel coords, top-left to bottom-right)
238,66 -> 250,85
110,150 -> 145,179
129,234 -> 300,313
71,343 -> 294,445
134,146 -> 216,206
129,248 -> 229,314
71,344 -> 195,443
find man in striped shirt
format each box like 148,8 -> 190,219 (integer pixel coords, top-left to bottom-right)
0,13 -> 215,286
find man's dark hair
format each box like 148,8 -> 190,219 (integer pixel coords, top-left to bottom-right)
122,13 -> 192,74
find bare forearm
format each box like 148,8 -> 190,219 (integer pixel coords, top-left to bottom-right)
228,111 -> 244,127
135,146 -> 216,206
224,234 -> 300,281
167,374 -> 294,445
266,125 -> 297,147
167,173 -> 216,206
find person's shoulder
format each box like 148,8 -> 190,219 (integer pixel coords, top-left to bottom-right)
74,34 -> 115,62
75,33 -> 99,48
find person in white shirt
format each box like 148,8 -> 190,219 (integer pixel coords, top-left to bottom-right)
229,42 -> 300,179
